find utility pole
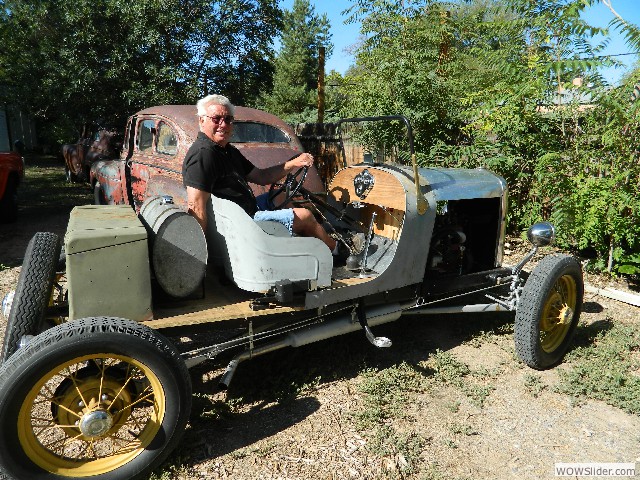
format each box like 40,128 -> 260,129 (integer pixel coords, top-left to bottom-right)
317,46 -> 325,124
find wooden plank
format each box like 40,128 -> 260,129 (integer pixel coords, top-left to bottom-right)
143,300 -> 299,329
144,273 -> 376,329
585,284 -> 640,307
328,166 -> 406,212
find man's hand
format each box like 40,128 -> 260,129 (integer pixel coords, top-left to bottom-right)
284,153 -> 314,173
247,152 -> 315,185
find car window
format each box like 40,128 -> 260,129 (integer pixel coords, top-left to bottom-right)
137,120 -> 155,153
231,122 -> 290,144
156,122 -> 178,155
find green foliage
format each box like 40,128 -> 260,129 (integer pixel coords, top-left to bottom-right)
0,0 -> 281,144
557,321 -> 640,415
430,349 -> 495,407
352,363 -> 428,475
340,0 -> 640,276
257,0 -> 332,122
353,362 -> 427,429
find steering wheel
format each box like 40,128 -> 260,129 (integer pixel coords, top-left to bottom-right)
268,166 -> 308,210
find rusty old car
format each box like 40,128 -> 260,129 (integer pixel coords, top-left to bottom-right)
0,149 -> 24,223
62,125 -> 122,183
0,115 -> 584,479
90,105 -> 325,209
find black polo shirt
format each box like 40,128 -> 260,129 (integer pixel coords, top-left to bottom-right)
182,132 -> 257,215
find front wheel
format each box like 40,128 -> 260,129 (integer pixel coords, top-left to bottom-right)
0,317 -> 192,480
514,254 -> 584,369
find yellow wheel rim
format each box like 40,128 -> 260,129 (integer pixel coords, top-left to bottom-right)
17,354 -> 166,477
539,274 -> 577,353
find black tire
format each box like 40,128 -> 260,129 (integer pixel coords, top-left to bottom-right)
1,232 -> 61,363
0,317 -> 192,480
94,181 -> 108,205
514,254 -> 584,369
0,175 -> 18,223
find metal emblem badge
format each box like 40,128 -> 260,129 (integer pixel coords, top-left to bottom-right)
354,169 -> 375,200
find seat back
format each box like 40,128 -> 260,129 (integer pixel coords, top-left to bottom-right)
207,195 -> 332,292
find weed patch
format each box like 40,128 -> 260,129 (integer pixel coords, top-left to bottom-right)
429,350 -> 496,407
523,374 -> 547,398
557,321 -> 640,414
353,362 -> 428,429
351,362 -> 429,475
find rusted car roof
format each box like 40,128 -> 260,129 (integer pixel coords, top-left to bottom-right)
134,105 -> 302,147
133,105 -> 311,188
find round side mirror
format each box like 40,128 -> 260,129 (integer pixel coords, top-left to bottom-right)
527,222 -> 556,247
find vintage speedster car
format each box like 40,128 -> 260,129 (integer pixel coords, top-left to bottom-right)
0,116 -> 583,479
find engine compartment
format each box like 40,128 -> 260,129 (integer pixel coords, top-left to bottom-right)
425,197 -> 502,277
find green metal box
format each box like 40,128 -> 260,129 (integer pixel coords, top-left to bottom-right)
65,205 -> 152,321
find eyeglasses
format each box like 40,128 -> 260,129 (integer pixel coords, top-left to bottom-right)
201,115 -> 234,125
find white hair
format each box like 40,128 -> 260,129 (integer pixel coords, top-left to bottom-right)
196,94 -> 235,116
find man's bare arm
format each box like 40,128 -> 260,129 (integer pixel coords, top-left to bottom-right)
246,153 -> 314,185
187,186 -> 210,231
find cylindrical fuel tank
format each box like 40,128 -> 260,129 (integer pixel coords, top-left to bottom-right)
139,196 -> 207,298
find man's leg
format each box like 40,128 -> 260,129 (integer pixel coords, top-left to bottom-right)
292,208 -> 337,251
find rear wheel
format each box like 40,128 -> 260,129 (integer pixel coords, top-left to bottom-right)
514,254 -> 583,369
0,317 -> 192,480
1,232 -> 61,363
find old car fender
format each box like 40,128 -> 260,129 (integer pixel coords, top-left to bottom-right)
91,160 -> 128,205
0,152 -> 24,198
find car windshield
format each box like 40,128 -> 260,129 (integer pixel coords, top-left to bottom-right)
230,122 -> 290,144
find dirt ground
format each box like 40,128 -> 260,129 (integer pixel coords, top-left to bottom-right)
0,157 -> 639,479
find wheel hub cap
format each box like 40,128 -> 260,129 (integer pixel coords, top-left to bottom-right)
560,306 -> 574,324
79,410 -> 113,438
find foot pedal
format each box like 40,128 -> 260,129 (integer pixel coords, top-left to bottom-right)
356,302 -> 392,348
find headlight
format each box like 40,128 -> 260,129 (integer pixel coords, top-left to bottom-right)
527,222 -> 556,247
1,291 -> 14,318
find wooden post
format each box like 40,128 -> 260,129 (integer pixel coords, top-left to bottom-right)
317,46 -> 325,124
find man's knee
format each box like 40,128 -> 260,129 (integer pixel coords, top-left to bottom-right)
292,208 -> 316,233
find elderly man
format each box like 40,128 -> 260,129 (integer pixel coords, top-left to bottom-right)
182,94 -> 338,252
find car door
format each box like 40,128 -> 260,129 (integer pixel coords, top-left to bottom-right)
129,116 -> 185,211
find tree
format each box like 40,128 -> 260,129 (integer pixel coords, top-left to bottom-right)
258,0 -> 333,123
188,0 -> 283,106
0,0 -> 282,145
339,0 -> 640,276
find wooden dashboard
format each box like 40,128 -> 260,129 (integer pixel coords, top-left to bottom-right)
328,166 -> 406,241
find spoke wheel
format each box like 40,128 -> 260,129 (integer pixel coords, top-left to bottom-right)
515,254 -> 584,369
0,317 -> 191,480
20,354 -> 165,476
538,275 -> 577,353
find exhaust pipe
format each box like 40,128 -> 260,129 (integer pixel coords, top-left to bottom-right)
219,302 -> 404,388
